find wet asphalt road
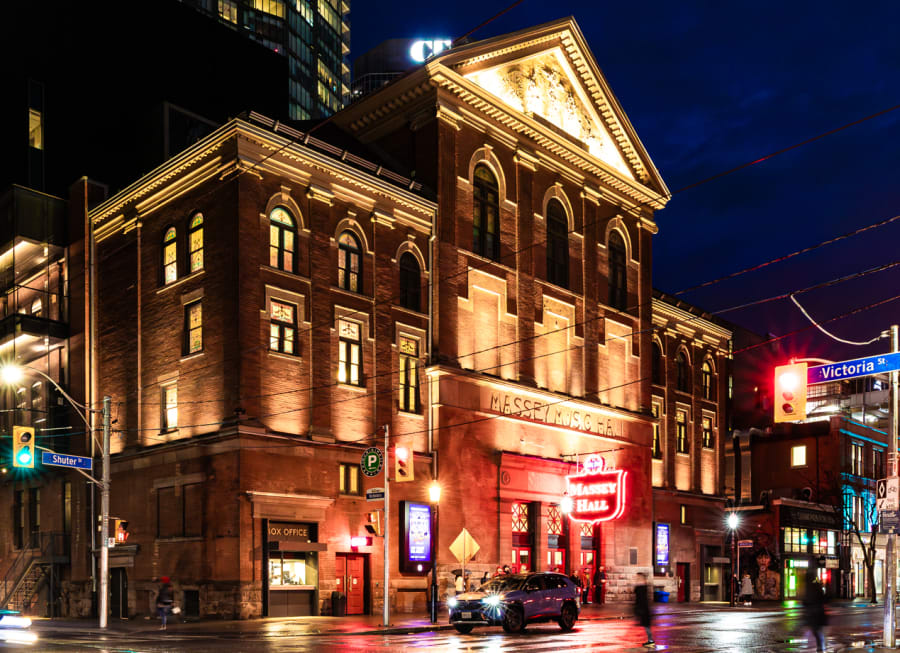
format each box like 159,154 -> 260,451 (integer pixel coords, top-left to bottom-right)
4,603 -> 889,652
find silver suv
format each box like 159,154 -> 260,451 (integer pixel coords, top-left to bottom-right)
448,572 -> 580,634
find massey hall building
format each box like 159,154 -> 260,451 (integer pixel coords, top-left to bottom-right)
0,18 -> 733,618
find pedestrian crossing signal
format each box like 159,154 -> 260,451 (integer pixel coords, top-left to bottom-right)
364,510 -> 383,536
12,426 -> 34,468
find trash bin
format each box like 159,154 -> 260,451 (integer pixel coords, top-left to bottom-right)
653,590 -> 669,603
331,591 -> 346,616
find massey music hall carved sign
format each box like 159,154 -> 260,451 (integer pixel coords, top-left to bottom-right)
486,390 -> 624,438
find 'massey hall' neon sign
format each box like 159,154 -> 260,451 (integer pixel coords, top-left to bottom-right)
565,455 -> 627,523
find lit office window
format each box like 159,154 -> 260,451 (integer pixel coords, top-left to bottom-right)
162,384 -> 178,431
791,445 -> 807,468
28,109 -> 43,150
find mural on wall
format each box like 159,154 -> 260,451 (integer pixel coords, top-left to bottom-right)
754,550 -> 781,600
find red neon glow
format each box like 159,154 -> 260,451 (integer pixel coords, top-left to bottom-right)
350,536 -> 367,547
564,455 -> 627,524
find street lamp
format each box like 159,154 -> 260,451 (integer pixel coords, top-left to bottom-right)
727,512 -> 739,607
429,480 -> 441,624
0,363 -> 112,628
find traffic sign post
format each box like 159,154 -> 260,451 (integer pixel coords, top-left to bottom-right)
41,451 -> 93,471
366,487 -> 385,502
808,352 -> 900,385
737,539 -> 753,548
361,447 -> 383,477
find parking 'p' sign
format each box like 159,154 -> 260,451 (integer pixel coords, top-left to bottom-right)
361,447 -> 384,477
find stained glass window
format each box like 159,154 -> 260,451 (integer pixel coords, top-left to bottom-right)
163,227 -> 177,284
512,502 -> 530,533
702,360 -> 714,400
473,165 -> 500,260
398,336 -> 419,412
652,404 -> 662,459
676,351 -> 690,392
580,521 -> 594,537
270,299 -> 297,355
702,416 -> 713,449
608,230 -> 627,310
184,301 -> 202,355
548,504 -> 563,536
189,213 -> 204,272
338,319 -> 361,385
676,410 -> 688,454
269,207 -> 296,272
338,231 -> 361,292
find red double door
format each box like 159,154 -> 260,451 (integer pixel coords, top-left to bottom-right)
335,554 -> 366,615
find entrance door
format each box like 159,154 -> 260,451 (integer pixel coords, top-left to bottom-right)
547,549 -> 565,573
336,553 -> 366,615
110,568 -> 127,619
676,563 -> 690,602
512,548 -> 531,573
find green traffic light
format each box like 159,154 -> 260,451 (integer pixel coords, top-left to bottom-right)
16,449 -> 32,465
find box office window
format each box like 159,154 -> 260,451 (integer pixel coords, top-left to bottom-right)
157,482 -> 202,538
268,552 -> 318,587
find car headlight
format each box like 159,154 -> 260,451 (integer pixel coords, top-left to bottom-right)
447,597 -> 458,608
482,594 -> 501,607
0,615 -> 31,628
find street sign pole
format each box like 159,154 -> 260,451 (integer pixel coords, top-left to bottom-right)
886,325 -> 899,648
383,424 -> 390,628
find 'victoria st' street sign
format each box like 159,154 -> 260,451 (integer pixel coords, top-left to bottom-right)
808,352 -> 900,385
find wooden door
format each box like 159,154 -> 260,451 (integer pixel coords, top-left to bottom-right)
677,562 -> 689,602
346,554 -> 365,615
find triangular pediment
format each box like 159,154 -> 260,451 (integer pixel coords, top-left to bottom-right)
430,18 -> 668,197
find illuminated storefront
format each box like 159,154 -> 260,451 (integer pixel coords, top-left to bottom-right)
264,522 -> 324,617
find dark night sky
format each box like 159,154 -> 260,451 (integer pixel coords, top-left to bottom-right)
351,1 -> 900,364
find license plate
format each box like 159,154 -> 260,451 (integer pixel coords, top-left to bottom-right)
461,611 -> 472,619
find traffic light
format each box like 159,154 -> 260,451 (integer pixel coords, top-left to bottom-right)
394,445 -> 413,482
114,518 -> 130,544
364,510 -> 383,536
774,362 -> 807,422
12,426 -> 34,468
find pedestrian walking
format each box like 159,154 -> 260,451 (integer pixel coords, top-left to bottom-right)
802,573 -> 827,652
156,577 -> 174,631
740,574 -> 753,606
634,572 -> 654,648
594,565 -> 608,605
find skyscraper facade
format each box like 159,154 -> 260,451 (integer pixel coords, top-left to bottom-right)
181,0 -> 350,120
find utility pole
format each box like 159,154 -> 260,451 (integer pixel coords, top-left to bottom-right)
383,424 -> 390,628
99,396 -> 111,629
887,325 -> 900,648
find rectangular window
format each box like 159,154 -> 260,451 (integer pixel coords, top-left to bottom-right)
851,442 -> 864,476
680,505 -> 688,525
161,384 -> 178,431
875,448 -> 885,480
783,527 -> 808,553
338,319 -> 361,386
676,410 -> 688,454
14,490 -> 24,549
512,502 -> 530,533
651,404 -> 662,459
184,301 -> 203,355
28,109 -> 43,149
157,482 -> 202,538
339,463 -> 360,495
63,481 -> 72,534
29,488 -> 40,547
398,336 -> 419,413
218,0 -> 239,22
791,445 -> 807,468
270,299 -> 298,355
702,416 -> 713,449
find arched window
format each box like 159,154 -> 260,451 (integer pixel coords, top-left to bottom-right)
398,252 -> 420,311
608,230 -> 627,310
702,360 -> 714,400
676,351 -> 690,392
189,212 -> 204,272
162,226 -> 177,284
473,164 -> 500,261
338,231 -> 361,292
652,341 -> 664,385
546,200 -> 568,288
269,207 -> 296,273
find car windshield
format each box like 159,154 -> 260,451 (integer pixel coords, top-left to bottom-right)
478,576 -> 526,593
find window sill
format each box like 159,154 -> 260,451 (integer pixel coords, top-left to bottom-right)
339,493 -> 363,499
156,535 -> 203,543
260,264 -> 308,282
268,350 -> 301,362
701,445 -> 715,451
156,269 -> 205,294
676,451 -> 690,458
336,382 -> 366,393
180,351 -> 204,363
398,409 -> 423,418
651,456 -> 663,462
331,285 -> 373,302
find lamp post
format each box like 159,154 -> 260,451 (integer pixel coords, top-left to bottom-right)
1,364 -> 111,628
727,512 -> 739,607
429,480 -> 441,624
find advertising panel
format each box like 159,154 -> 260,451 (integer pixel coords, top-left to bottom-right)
400,501 -> 432,574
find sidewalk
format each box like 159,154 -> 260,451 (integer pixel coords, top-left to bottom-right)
29,598 -> 881,639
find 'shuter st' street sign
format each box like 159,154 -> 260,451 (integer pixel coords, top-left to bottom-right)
361,447 -> 383,477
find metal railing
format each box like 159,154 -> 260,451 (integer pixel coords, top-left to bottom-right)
0,532 -> 69,612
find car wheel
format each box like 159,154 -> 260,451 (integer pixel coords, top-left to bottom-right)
558,602 -> 577,631
502,606 -> 525,633
454,624 -> 474,634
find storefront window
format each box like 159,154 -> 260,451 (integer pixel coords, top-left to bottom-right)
783,527 -> 808,553
811,530 -> 836,555
268,552 -> 318,587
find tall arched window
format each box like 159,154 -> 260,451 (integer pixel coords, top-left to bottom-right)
546,200 -> 568,288
189,212 -> 204,272
608,230 -> 627,310
162,226 -> 177,284
398,252 -> 421,311
338,231 -> 361,292
702,360 -> 714,400
269,207 -> 296,273
676,351 -> 690,392
652,341 -> 664,385
473,164 -> 500,261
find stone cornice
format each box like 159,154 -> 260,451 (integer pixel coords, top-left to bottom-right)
652,297 -> 732,342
